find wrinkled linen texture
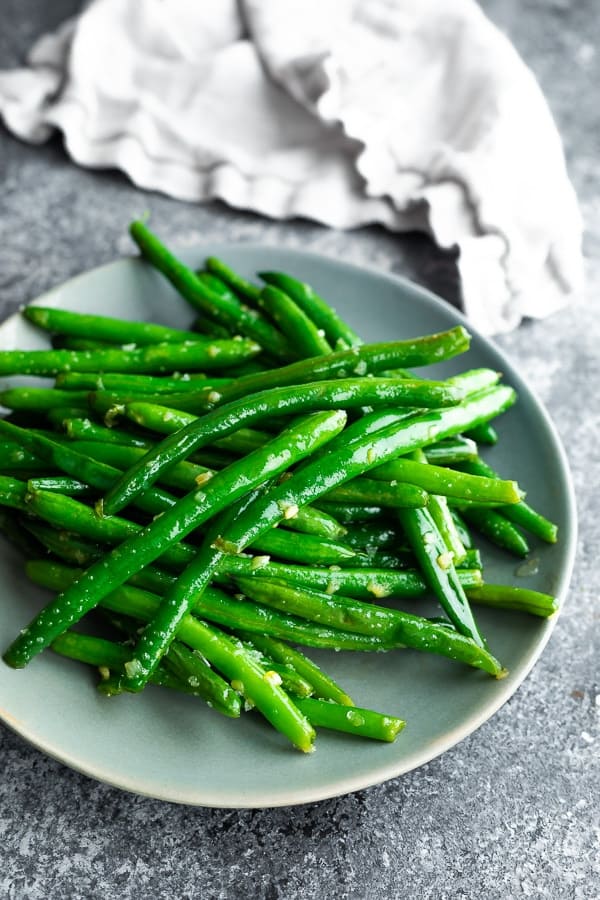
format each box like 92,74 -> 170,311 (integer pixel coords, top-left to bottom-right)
0,0 -> 583,333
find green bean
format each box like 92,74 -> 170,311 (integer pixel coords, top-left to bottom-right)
3,411 -> 346,669
45,407 -> 92,428
424,437 -> 478,465
370,458 -> 521,505
197,270 -> 245,305
456,548 -> 482,570
294,697 -> 405,742
98,399 -> 195,434
237,632 -> 353,706
23,305 -> 201,346
466,584 -> 558,617
250,529 -> 361,566
232,574 -> 500,673
0,440 -> 44,471
24,557 -> 398,652
280,505 -> 346,541
460,507 -> 530,558
352,549 -> 414,570
216,359 -> 270,377
446,368 -> 502,395
213,428 -> 272,456
0,338 -> 261,377
236,576 -> 446,639
258,285 -> 332,357
27,476 -> 91,496
63,415 -> 234,471
259,270 -> 362,348
130,223 -> 293,362
342,523 -> 400,552
106,377 -> 503,518
55,372 -> 230,394
397,505 -> 485,647
191,314 -> 232,340
466,422 -> 498,445
458,458 -> 558,543
53,336 -> 116,350
134,550 -> 480,599
316,372 -> 499,461
50,630 -> 144,669
450,510 -> 473,549
204,328 -> 470,407
123,407 -> 504,691
98,371 -> 464,422
409,448 -> 466,564
96,439 -> 346,543
60,417 -> 154,447
314,503 -> 385,525
0,475 -> 29,511
0,388 -> 92,411
192,273 -> 240,337
24,490 -> 178,558
205,257 -> 262,303
26,560 -> 314,752
325,479 -> 428,508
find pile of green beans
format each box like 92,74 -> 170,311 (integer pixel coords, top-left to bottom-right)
0,221 -> 560,754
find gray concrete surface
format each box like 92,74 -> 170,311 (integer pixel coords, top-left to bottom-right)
0,1 -> 598,897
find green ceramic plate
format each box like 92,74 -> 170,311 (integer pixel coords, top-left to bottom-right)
0,245 -> 576,807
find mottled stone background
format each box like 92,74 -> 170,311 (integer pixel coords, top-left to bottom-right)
0,2 -> 598,898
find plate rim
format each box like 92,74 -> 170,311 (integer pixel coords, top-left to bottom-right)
0,244 -> 578,808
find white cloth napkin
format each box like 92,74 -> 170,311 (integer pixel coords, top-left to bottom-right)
0,0 -> 583,333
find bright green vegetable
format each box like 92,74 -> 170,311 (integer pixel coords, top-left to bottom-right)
205,257 -> 262,303
460,507 -> 530,558
122,408 -> 504,692
294,697 -> 405,742
130,222 -> 293,362
3,410 -> 346,669
466,584 -> 559,617
0,338 -> 261,377
23,305 -> 201,346
105,381 -> 512,517
258,284 -> 333,357
397,506 -> 485,648
55,372 -> 230,393
458,458 -> 558,543
27,560 -> 314,752
259,270 -> 362,348
237,632 -> 353,706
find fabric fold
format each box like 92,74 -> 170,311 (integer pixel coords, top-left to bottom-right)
0,0 -> 583,333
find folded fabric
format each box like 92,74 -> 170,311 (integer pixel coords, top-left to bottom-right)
0,0 -> 583,333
